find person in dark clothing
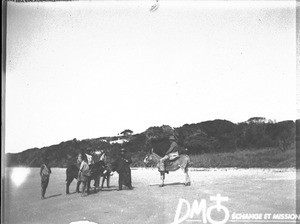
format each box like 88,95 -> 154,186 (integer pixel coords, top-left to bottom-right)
112,148 -> 133,191
40,158 -> 51,199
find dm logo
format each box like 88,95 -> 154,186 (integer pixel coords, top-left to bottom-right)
171,194 -> 230,224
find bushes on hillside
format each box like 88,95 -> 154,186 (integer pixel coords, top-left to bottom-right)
5,118 -> 297,167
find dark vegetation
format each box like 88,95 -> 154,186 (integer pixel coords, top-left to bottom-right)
5,118 -> 298,168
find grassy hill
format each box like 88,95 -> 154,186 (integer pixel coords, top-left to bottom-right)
5,118 -> 298,168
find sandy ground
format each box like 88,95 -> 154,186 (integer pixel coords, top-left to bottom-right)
3,167 -> 299,224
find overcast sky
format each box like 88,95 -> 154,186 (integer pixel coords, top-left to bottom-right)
5,0 -> 296,153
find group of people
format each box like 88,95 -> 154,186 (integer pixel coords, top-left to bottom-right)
40,135 -> 181,199
40,147 -> 133,199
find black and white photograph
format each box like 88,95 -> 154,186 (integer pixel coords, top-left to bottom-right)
2,0 -> 299,223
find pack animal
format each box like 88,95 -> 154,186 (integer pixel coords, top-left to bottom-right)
65,161 -> 107,194
93,165 -> 112,189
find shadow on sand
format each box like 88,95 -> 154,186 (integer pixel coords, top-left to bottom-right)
66,191 -> 79,195
100,188 -> 118,192
97,186 -> 134,192
149,182 -> 186,187
46,193 -> 62,199
68,186 -> 134,196
88,186 -> 120,194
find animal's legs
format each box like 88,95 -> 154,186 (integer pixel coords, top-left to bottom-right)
159,172 -> 165,187
184,168 -> 191,186
81,181 -> 87,196
66,178 -> 73,194
76,180 -> 81,193
101,176 -> 105,189
106,174 -> 110,188
118,174 -> 123,190
86,180 -> 91,194
94,176 -> 100,188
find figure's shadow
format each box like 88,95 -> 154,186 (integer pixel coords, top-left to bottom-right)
150,182 -> 185,187
100,188 -> 118,192
97,185 -> 134,192
88,186 -> 119,194
46,193 -> 62,199
68,186 -> 119,195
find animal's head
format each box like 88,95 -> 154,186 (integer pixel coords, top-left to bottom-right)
104,163 -> 112,173
90,161 -> 106,175
143,148 -> 156,165
110,160 -> 118,172
77,153 -> 82,164
98,161 -> 106,170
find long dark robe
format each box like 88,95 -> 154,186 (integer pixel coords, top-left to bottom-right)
113,154 -> 132,189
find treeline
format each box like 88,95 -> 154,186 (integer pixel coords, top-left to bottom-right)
5,118 -> 298,168
147,117 -> 296,155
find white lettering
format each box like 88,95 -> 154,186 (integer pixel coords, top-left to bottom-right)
189,199 -> 207,223
171,194 -> 230,224
171,198 -> 191,224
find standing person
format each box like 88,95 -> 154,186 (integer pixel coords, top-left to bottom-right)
77,149 -> 93,165
159,135 -> 179,172
100,149 -> 111,189
113,148 -> 133,190
78,153 -> 90,197
40,158 -> 51,199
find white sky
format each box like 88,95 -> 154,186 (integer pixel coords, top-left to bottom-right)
5,1 -> 296,153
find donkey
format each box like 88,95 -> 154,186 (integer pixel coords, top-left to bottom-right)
143,148 -> 191,187
66,161 -> 106,194
93,165 -> 112,189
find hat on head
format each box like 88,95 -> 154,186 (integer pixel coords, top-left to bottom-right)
169,135 -> 176,141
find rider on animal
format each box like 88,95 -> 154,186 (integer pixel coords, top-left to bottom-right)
144,140 -> 191,187
159,135 -> 179,172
